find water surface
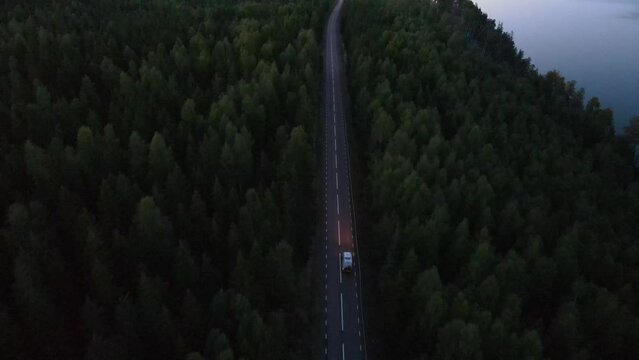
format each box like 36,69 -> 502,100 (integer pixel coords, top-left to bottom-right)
474,0 -> 639,131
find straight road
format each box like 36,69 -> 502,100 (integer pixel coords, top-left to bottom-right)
321,1 -> 366,359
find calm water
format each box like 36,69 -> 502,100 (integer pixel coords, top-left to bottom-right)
474,0 -> 639,131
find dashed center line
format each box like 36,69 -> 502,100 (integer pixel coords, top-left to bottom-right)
340,293 -> 344,332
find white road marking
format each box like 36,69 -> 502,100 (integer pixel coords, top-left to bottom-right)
340,293 -> 344,332
338,220 -> 341,246
337,194 -> 340,215
336,173 -> 339,190
342,343 -> 345,360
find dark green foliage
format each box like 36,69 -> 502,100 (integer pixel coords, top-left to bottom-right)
0,0 -> 328,358
625,116 -> 639,144
344,0 -> 639,358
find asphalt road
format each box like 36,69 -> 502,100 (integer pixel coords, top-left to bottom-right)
321,1 -> 366,359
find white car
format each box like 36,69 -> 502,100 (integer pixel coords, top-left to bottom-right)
341,251 -> 353,273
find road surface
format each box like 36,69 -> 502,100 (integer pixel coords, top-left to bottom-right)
321,0 -> 366,359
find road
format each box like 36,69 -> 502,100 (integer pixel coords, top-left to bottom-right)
321,0 -> 366,359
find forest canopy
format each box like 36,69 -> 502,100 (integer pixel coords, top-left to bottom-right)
3,0 -> 639,359
344,0 -> 639,359
0,0 -> 327,359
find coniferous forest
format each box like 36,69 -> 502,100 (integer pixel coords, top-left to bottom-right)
0,0 -> 327,359
344,0 -> 639,359
3,0 -> 639,359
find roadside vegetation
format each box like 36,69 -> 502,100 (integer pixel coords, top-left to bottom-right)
344,0 -> 639,358
0,0 -> 327,358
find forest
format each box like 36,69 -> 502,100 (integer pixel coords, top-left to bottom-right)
4,0 -> 639,359
343,0 -> 639,358
0,0 -> 327,359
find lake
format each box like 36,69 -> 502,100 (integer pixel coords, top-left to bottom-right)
473,0 -> 639,132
